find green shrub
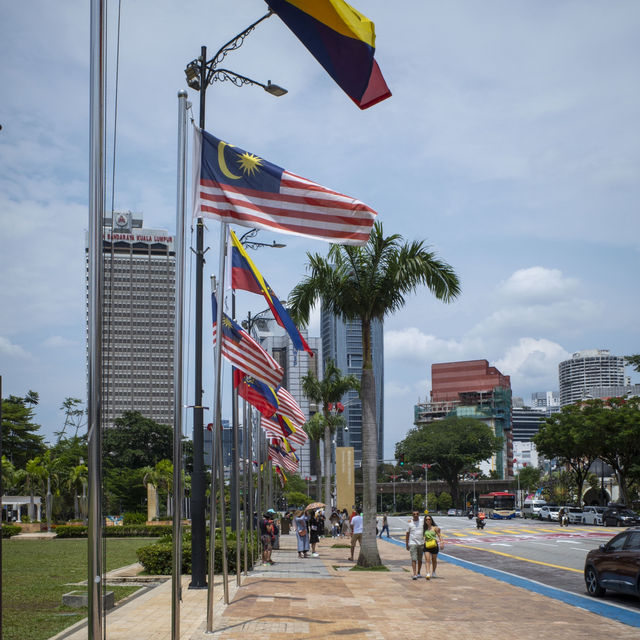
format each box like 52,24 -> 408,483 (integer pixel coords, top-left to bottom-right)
2,525 -> 22,538
136,530 -> 259,575
123,512 -> 147,525
55,524 -> 182,538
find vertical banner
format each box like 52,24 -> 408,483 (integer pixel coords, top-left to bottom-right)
336,447 -> 355,513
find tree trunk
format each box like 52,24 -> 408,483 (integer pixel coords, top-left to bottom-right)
323,423 -> 331,509
315,440 -> 322,501
357,320 -> 381,567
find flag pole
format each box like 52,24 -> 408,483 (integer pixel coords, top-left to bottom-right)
171,89 -> 189,640
87,0 -> 105,637
230,290 -> 242,586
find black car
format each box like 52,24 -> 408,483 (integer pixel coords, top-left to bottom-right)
584,527 -> 640,598
602,506 -> 640,527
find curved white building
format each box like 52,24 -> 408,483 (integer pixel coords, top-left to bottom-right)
558,349 -> 624,406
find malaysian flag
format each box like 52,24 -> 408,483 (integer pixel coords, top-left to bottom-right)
275,386 -> 307,427
212,295 -> 283,388
193,128 -> 377,246
268,440 -> 299,472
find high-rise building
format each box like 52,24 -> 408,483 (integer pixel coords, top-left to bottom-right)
320,311 -> 384,466
530,391 -> 560,409
88,211 -> 175,427
253,315 -> 321,479
415,360 -> 512,477
558,350 -> 625,407
511,407 -> 546,442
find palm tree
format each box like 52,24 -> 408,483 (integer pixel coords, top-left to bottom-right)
304,413 -> 325,501
67,463 -> 88,521
289,222 -> 460,566
40,450 -> 63,532
302,360 -> 359,510
23,457 -> 46,522
2,455 -> 16,493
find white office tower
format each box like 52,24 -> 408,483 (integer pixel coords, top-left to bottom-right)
253,315 -> 321,479
558,349 -> 624,407
87,212 -> 175,427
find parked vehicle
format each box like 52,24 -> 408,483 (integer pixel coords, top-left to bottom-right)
582,506 -> 606,526
602,506 -> 640,527
539,505 -> 561,521
584,527 -> 640,598
522,499 -> 547,519
514,509 -> 523,518
562,506 -> 584,524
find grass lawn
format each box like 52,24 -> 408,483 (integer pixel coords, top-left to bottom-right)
2,537 -> 155,640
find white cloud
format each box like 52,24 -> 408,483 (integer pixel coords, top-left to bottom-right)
0,336 -> 32,360
499,267 -> 579,303
385,327 -> 484,364
495,338 -> 571,392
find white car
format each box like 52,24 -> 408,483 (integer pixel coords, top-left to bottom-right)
561,506 -> 583,524
582,506 -> 606,526
539,505 -> 561,521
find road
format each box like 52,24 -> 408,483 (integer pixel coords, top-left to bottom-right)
384,514 -> 640,613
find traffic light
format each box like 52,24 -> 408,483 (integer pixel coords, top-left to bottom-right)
398,453 -> 405,466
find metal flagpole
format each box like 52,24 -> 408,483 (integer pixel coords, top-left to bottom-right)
230,294 -> 241,586
242,398 -> 249,575
88,0 -> 106,637
171,89 -> 189,640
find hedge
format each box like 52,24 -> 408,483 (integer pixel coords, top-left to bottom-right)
136,530 -> 259,575
55,524 -> 181,538
1,525 -> 22,538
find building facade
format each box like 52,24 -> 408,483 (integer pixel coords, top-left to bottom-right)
88,212 -> 175,427
558,349 -> 625,406
320,310 -> 384,466
415,360 -> 513,478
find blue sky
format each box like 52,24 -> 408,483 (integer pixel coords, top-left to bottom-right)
1,0 -> 639,458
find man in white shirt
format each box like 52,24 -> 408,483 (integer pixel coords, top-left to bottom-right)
405,510 -> 424,579
349,512 -> 364,561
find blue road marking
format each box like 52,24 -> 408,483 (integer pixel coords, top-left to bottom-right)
384,536 -> 640,628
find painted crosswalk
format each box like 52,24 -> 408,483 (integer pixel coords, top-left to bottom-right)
443,525 -> 612,544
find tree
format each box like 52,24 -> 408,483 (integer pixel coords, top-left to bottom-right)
516,466 -> 542,494
2,455 -> 16,493
290,222 -> 460,566
587,397 -> 640,506
103,411 -> 173,470
533,404 -> 600,507
397,417 -> 502,507
302,360 -> 359,508
66,463 -> 88,521
1,393 -> 45,468
624,354 -> 640,373
304,412 -> 325,501
56,397 -> 86,441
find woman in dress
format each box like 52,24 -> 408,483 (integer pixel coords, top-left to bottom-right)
308,510 -> 320,557
294,509 -> 309,558
422,514 -> 444,579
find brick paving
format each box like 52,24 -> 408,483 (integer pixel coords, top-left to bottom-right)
51,531 -> 640,640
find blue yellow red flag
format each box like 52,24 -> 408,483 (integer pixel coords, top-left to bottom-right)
233,369 -> 279,418
230,230 -> 313,354
265,0 -> 391,109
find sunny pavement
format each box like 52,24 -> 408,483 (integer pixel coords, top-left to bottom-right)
51,530 -> 640,640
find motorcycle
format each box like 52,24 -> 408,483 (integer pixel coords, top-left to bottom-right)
476,515 -> 486,529
467,511 -> 474,520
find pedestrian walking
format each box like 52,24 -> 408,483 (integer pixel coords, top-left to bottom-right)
308,509 -> 321,556
379,513 -> 390,538
294,509 -> 310,558
349,511 -> 363,561
259,509 -> 278,565
405,510 -> 424,579
340,509 -> 350,537
330,509 -> 340,538
423,514 -> 444,579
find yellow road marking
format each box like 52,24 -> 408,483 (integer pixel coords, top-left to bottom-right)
449,531 -> 466,537
453,543 -> 583,573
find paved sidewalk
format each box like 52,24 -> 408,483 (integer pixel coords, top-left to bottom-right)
51,532 -> 640,640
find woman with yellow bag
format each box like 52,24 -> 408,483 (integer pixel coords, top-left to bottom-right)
422,514 -> 444,579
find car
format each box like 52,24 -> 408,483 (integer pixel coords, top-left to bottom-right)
584,526 -> 640,598
562,506 -> 584,524
602,506 -> 640,527
447,509 -> 457,516
538,505 -> 561,521
582,506 -> 606,526
514,509 -> 523,518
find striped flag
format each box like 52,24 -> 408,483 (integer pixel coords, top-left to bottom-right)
193,128 -> 377,246
268,440 -> 299,472
275,386 -> 307,426
212,294 -> 283,388
261,414 -> 308,446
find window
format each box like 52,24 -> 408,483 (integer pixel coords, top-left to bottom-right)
608,534 -> 628,551
625,532 -> 640,551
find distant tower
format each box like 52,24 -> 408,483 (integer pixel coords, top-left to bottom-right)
320,311 -> 384,465
87,211 -> 175,427
558,350 -> 624,406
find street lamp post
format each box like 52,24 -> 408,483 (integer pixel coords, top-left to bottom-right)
183,11 -> 286,603
423,463 -> 432,512
513,459 -> 520,509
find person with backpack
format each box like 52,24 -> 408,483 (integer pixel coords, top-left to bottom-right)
260,509 -> 278,565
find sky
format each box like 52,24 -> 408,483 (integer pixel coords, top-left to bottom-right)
1,0 -> 639,459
